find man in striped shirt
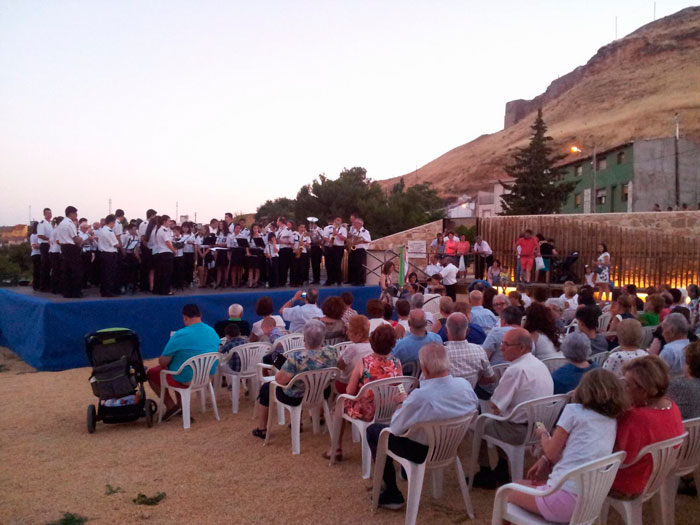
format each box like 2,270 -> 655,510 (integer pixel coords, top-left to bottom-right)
444,312 -> 494,385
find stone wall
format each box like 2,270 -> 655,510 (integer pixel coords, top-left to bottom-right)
370,219 -> 444,251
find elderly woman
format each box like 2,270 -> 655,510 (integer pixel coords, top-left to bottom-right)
249,296 -> 286,342
551,332 -> 597,394
545,298 -> 567,333
336,315 -> 372,394
319,296 -> 347,345
492,294 -> 509,317
603,319 -> 648,377
431,296 -> 455,342
638,293 -> 665,326
669,341 -> 700,419
610,356 -> 684,498
524,302 -> 561,360
251,320 -> 337,439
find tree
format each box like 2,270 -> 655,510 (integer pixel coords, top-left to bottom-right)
500,108 -> 576,215
254,197 -> 296,224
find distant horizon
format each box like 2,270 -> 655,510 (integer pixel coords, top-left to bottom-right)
1,1 -> 695,225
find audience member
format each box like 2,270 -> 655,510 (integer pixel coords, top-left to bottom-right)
250,296 -> 286,342
552,332 -> 597,394
575,307 -> 608,354
252,320 -> 336,439
609,294 -> 637,333
603,319 -> 647,377
524,302 -> 560,360
319,296 -> 347,345
444,312 -> 494,385
431,296 -> 455,341
214,303 -> 251,338
611,356 -> 684,497
391,309 -> 442,365
545,298 -> 566,333
336,315 -> 372,393
638,294 -> 664,326
257,316 -> 282,344
409,293 -> 434,328
340,291 -> 358,328
508,291 -> 525,314
492,294 -> 508,317
279,288 -> 322,333
482,306 -> 524,366
624,283 -> 645,312
659,313 -> 691,376
366,342 -> 478,509
668,341 -> 700,419
395,299 -> 411,339
367,298 -> 392,334
219,323 -> 247,372
469,290 -> 498,330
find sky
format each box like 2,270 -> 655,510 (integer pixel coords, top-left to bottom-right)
0,0 -> 695,225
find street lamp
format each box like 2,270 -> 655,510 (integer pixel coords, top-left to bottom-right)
570,143 -> 598,213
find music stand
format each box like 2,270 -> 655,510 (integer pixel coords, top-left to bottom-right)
236,238 -> 250,248
253,238 -> 266,248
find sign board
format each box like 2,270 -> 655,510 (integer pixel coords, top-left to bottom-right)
407,240 -> 426,259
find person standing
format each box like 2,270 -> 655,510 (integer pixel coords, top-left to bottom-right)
37,207 -> 53,291
473,235 -> 493,280
55,206 -> 83,298
276,217 -> 294,286
308,219 -> 324,284
595,242 -> 611,302
139,209 -> 157,292
294,223 -> 311,286
440,256 -> 459,301
348,218 -> 371,286
29,222 -> 41,290
152,214 -> 176,295
97,214 -> 120,297
120,222 -> 141,294
327,217 -> 347,286
48,216 -> 63,294
515,229 -> 539,283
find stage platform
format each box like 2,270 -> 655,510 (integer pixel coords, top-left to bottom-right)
0,285 -> 380,371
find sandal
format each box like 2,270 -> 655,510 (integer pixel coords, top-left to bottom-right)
252,428 -> 267,440
322,450 -> 344,461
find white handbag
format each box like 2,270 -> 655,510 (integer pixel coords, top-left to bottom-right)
535,256 -> 545,271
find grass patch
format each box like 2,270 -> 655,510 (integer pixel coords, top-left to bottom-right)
104,484 -> 123,495
133,492 -> 166,506
46,512 -> 88,525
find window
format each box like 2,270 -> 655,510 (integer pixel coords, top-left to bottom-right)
596,157 -> 607,171
596,188 -> 607,205
574,193 -> 582,208
617,151 -> 625,165
621,183 -> 629,202
575,164 -> 583,176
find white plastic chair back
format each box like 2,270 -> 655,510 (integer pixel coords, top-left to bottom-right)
639,325 -> 657,349
598,312 -> 612,332
287,367 -> 338,408
542,356 -> 568,374
402,360 -> 422,379
631,433 -> 687,499
324,335 -> 347,347
565,319 -> 578,334
231,343 -> 272,375
568,452 -> 626,525
491,363 -> 510,384
590,351 -> 610,367
183,353 -> 220,388
422,294 -> 441,316
409,412 -> 478,470
365,376 -> 419,424
512,394 -> 570,447
275,333 -> 305,353
677,418 -> 700,476
329,341 -> 353,360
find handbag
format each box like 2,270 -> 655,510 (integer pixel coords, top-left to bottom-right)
535,256 -> 545,271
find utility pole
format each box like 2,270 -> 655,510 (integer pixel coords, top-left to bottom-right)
592,144 -> 598,214
615,16 -> 618,40
674,113 -> 680,208
108,198 -> 112,214
653,2 -> 656,21
176,201 -> 179,222
28,205 -> 32,224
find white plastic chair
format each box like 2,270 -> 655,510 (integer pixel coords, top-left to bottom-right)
371,412 -> 478,525
492,451 -> 626,525
600,432 -> 687,525
598,312 -> 612,332
265,367 -> 339,455
590,350 -> 610,367
491,362 -> 510,384
329,341 -> 353,360
218,342 -> 271,413
331,376 -> 418,479
402,360 -> 422,379
639,325 -> 658,349
541,357 -> 568,374
661,418 -> 700,523
157,352 -> 220,430
470,394 -> 569,486
275,333 -> 305,353
565,319 -> 578,334
422,294 -> 441,316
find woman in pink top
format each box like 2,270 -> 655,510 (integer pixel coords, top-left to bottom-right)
444,231 -> 459,256
457,234 -> 470,277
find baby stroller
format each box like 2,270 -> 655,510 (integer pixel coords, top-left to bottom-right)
85,328 -> 157,433
550,251 -> 580,284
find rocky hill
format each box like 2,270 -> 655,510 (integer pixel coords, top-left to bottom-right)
378,7 -> 700,201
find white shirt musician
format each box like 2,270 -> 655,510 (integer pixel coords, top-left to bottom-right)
349,219 -> 371,250
97,226 -> 119,253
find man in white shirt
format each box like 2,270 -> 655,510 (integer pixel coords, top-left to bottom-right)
56,206 -> 83,298
469,290 -> 498,330
425,255 -> 442,279
279,288 -> 323,333
138,209 -> 157,292
98,214 -> 120,297
473,235 -> 493,280
472,327 -> 553,488
276,217 -> 294,287
348,218 -> 371,286
659,313 -> 691,376
37,207 -> 53,291
440,257 -> 459,301
444,312 -> 494,384
323,216 -> 347,286
113,208 -> 125,242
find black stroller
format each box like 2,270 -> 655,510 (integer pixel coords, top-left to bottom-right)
85,328 -> 157,433
550,251 -> 580,284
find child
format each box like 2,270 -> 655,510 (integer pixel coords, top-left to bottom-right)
257,316 -> 282,345
172,225 -> 185,290
583,264 -> 596,287
487,259 -> 502,288
219,324 -> 247,372
426,274 -> 442,294
265,232 -> 279,288
507,369 -> 626,522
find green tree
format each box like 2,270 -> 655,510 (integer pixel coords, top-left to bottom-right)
254,197 -> 296,224
500,108 -> 576,215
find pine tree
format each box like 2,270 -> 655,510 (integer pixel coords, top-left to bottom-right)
500,108 -> 576,215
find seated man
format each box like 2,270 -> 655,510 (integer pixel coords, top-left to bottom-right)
575,306 -> 608,354
251,319 -> 336,438
660,313 -> 691,376
147,303 -> 221,421
367,342 -> 478,509
454,301 -> 487,345
469,290 -> 498,330
279,287 -> 323,333
391,309 -> 442,366
444,312 -> 494,385
409,293 -> 434,328
473,327 -> 553,488
214,303 -> 251,338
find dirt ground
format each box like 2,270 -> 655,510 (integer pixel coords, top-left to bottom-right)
1,348 -> 698,525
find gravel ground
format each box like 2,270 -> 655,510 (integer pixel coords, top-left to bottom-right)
1,348 -> 698,524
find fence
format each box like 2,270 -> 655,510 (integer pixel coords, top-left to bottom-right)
479,215 -> 700,289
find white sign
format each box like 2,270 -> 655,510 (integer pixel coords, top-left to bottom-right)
407,240 -> 426,259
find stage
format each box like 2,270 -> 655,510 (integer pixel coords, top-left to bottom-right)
0,285 -> 380,371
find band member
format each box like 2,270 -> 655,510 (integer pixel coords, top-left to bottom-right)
308,219 -> 324,284
225,212 -> 235,234
29,222 -> 41,290
348,218 -> 371,286
121,223 -> 141,293
195,224 -> 214,288
229,223 -> 246,287
152,214 -> 175,295
139,209 -> 157,291
49,216 -> 63,294
215,220 -> 229,287
246,223 -> 264,288
323,216 -> 347,286
172,225 -> 185,290
238,218 -> 250,237
293,224 -> 311,286
37,207 -> 53,291
78,221 -> 96,288
113,209 -> 126,246
55,206 -> 83,298
276,217 -> 294,286
265,231 -> 279,287
97,214 -> 120,297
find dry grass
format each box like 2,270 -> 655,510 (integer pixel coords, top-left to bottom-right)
1,349 -> 698,524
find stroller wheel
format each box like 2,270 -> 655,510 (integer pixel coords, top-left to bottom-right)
145,399 -> 157,428
87,404 -> 97,434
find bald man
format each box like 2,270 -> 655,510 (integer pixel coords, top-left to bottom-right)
469,290 -> 498,330
391,309 -> 442,365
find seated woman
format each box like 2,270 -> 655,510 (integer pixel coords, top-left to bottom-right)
249,296 -> 286,342
251,320 -> 337,439
609,293 -> 637,333
638,293 -> 665,327
524,302 -> 561,360
326,325 -> 402,460
668,340 -> 700,419
610,355 -> 685,498
431,296 -> 455,342
319,296 -> 347,346
507,369 -> 626,523
603,319 -> 647,377
367,299 -> 391,334
552,332 -> 598,394
335,315 -> 373,394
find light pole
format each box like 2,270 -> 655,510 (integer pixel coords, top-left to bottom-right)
570,144 -> 597,213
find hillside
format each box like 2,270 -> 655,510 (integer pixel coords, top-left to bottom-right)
378,6 -> 700,200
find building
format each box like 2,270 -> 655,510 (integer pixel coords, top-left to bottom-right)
558,138 -> 700,214
0,225 -> 28,247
